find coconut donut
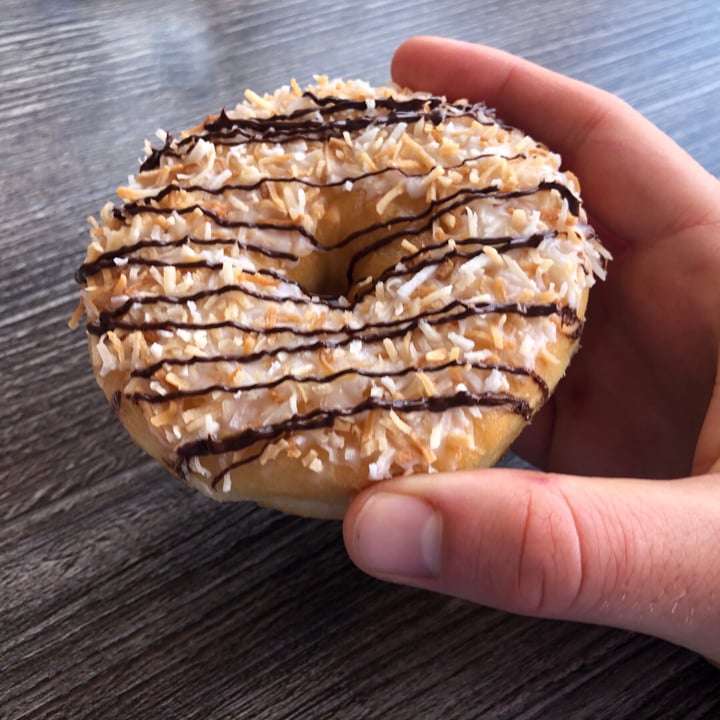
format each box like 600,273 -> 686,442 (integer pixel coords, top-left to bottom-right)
73,76 -> 609,518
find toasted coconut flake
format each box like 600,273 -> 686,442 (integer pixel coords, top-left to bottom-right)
376,183 -> 405,215
416,371 -> 437,396
244,88 -> 274,111
401,238 -> 419,254
401,131 -> 436,170
425,348 -> 446,363
383,337 -> 399,362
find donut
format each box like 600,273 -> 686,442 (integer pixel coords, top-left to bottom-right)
72,76 -> 609,518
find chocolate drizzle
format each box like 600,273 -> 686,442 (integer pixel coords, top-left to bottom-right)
88,297 -> 575,338
79,87 -> 592,482
171,93 -> 476,150
128,359 -> 549,405
112,151 -> 525,228
180,389 -> 532,460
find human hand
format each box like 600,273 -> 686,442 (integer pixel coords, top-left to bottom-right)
343,36 -> 720,664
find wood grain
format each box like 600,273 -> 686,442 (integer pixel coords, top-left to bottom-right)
1,0 -> 718,717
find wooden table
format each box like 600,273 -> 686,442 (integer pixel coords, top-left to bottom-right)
2,1 -> 718,717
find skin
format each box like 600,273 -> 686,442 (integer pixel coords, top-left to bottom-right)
343,37 -> 720,664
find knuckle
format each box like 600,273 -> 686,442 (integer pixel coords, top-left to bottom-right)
510,481 -> 587,617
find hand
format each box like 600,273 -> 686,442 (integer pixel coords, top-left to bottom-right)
343,36 -> 720,664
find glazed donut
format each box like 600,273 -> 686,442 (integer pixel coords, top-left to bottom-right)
73,77 -> 609,518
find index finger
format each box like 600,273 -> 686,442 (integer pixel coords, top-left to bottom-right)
391,36 -> 716,242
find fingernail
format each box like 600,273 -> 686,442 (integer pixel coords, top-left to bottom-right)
352,492 -> 442,577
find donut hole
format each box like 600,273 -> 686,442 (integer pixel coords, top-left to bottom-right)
297,184 -> 429,302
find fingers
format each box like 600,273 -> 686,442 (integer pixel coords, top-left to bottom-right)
695,360 -> 720,475
343,469 -> 720,663
391,36 -> 719,242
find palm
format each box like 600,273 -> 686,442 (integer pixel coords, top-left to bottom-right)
519,221 -> 717,478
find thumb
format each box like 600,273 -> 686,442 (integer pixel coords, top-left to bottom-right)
343,469 -> 720,664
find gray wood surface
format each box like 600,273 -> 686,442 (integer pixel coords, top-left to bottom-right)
2,0 -> 719,717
